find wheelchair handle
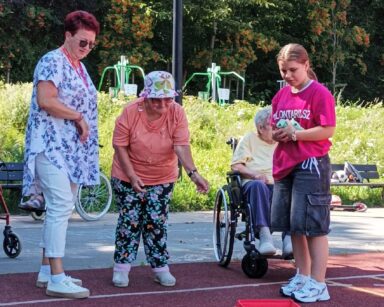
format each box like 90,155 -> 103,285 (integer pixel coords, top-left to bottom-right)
226,137 -> 238,152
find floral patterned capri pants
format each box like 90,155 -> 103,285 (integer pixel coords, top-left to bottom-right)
112,177 -> 174,269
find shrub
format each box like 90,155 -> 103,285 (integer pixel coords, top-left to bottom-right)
1,83 -> 384,211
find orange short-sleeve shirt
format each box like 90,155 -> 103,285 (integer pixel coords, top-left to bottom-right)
111,98 -> 190,185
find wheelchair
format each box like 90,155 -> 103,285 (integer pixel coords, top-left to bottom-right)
212,138 -> 292,278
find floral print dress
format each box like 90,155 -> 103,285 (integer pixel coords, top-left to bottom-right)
22,48 -> 99,196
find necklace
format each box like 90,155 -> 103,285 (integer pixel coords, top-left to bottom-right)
61,46 -> 89,88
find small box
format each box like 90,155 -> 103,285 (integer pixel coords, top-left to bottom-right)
235,299 -> 300,307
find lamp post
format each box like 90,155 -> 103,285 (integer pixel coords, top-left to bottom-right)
172,0 -> 183,105
173,0 -> 184,177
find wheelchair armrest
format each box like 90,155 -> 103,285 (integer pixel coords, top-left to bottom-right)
226,171 -> 243,207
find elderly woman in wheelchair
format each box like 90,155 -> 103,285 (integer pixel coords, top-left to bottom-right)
213,106 -> 292,278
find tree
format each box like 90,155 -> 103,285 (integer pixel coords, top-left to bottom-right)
347,0 -> 384,100
0,0 -> 381,101
0,0 -> 104,83
307,0 -> 369,94
0,1 -> 57,82
97,0 -> 160,84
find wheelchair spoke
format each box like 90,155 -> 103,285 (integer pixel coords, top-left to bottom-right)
76,172 -> 112,221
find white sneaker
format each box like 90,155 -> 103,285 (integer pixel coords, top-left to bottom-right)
258,241 -> 277,255
113,271 -> 129,287
36,272 -> 82,288
280,270 -> 308,297
46,276 -> 90,299
282,235 -> 293,259
154,271 -> 176,287
291,277 -> 330,303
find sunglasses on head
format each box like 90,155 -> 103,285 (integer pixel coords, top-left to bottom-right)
78,39 -> 95,49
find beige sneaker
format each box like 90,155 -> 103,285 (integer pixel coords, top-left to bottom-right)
46,276 -> 89,299
36,272 -> 82,288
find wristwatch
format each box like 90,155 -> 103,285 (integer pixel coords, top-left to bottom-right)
187,169 -> 198,177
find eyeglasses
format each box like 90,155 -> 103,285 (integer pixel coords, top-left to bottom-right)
76,38 -> 95,50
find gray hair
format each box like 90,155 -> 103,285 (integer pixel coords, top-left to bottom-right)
254,106 -> 272,129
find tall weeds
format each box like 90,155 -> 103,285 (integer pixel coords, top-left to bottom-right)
1,83 -> 383,210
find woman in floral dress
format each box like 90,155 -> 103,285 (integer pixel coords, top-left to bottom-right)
22,10 -> 100,299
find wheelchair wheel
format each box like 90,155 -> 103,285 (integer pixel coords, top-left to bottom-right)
213,186 -> 236,267
241,253 -> 268,278
3,232 -> 22,258
75,172 -> 112,221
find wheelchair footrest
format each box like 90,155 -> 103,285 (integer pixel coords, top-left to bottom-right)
235,230 -> 246,241
243,240 -> 259,253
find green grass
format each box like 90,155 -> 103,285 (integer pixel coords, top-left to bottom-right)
1,83 -> 384,211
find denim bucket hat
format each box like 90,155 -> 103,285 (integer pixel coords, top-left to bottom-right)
139,71 -> 178,98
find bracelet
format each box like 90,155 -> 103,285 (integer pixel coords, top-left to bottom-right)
291,130 -> 297,142
187,169 -> 198,178
74,113 -> 83,123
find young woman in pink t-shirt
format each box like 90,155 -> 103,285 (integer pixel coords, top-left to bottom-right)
111,71 -> 209,288
270,44 -> 336,303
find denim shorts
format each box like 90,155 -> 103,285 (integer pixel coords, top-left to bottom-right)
271,155 -> 332,237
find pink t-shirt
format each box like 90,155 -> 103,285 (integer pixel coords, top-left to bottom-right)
271,81 -> 336,180
112,97 -> 190,185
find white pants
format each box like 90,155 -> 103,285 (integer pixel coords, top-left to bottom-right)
35,153 -> 77,258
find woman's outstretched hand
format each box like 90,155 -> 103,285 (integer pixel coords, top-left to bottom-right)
191,173 -> 209,194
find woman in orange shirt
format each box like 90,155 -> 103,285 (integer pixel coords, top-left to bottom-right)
111,71 -> 209,288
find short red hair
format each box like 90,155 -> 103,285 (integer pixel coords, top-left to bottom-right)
64,10 -> 100,36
